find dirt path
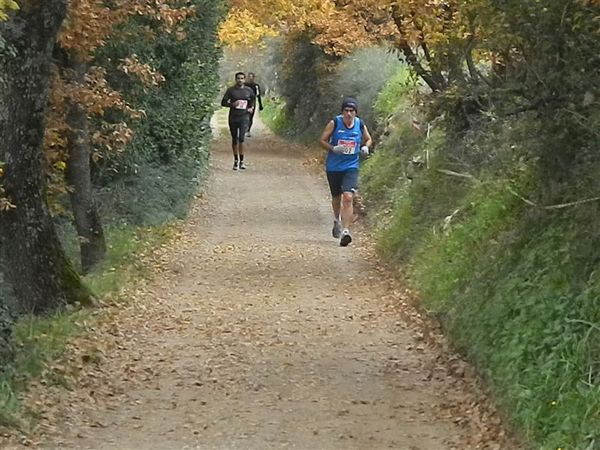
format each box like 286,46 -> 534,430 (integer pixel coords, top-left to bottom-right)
17,114 -> 515,449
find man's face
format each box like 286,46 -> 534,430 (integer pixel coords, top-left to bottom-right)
235,74 -> 245,87
247,73 -> 255,83
342,107 -> 356,121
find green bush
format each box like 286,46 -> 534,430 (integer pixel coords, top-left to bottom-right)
89,0 -> 222,225
373,66 -> 414,122
260,97 -> 293,136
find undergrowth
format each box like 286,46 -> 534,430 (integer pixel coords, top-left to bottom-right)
362,66 -> 600,449
0,222 -> 178,433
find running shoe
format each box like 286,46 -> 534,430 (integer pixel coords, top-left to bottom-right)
246,132 -> 252,138
332,220 -> 342,238
340,229 -> 352,247
233,161 -> 239,170
239,161 -> 246,170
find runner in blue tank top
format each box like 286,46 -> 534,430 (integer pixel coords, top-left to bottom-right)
319,97 -> 372,247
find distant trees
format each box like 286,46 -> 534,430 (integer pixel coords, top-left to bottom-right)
221,0 -> 600,126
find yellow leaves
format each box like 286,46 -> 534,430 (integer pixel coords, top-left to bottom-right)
307,4 -> 374,56
54,161 -> 67,171
126,0 -> 196,31
0,0 -> 18,21
218,9 -> 277,47
221,0 -> 472,57
220,0 -> 343,47
221,0 -> 376,54
71,66 -> 142,119
91,122 -> 135,154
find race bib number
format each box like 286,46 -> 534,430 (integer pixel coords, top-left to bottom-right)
234,99 -> 248,110
337,139 -> 356,155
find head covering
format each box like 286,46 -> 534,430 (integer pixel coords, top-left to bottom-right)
341,97 -> 358,111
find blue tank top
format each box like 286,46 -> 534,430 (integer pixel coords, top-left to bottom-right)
326,115 -> 363,172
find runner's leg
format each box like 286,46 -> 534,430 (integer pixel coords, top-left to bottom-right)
326,172 -> 343,238
339,170 -> 359,245
229,118 -> 241,169
247,109 -> 255,134
238,119 -> 249,167
340,192 -> 353,230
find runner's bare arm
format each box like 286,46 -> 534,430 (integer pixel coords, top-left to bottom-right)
319,120 -> 335,151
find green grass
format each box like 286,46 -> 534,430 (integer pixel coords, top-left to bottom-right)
370,158 -> 600,448
411,178 -> 522,310
83,224 -> 177,297
0,311 -> 85,432
0,222 -> 179,432
437,220 -> 600,449
260,97 -> 293,135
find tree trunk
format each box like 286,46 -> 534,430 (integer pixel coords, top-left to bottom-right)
391,6 -> 445,93
0,1 -> 92,313
64,58 -> 107,273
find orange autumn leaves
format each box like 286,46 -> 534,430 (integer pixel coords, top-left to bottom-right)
219,0 -> 473,56
43,0 -> 195,207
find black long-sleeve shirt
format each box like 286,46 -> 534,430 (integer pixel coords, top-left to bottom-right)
221,85 -> 255,120
245,82 -> 263,110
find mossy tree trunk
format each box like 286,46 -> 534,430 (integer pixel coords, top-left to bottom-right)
0,0 -> 93,314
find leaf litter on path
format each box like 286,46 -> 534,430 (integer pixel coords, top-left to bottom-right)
2,116 -> 523,450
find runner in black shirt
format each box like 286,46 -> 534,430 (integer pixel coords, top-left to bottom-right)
244,72 -> 263,137
221,72 -> 255,170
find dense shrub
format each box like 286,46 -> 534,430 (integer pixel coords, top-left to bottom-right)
90,0 -> 223,225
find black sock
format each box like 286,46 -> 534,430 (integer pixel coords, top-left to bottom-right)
240,155 -> 244,162
234,156 -> 239,162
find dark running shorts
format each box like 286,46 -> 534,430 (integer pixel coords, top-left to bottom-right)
229,117 -> 249,145
326,170 -> 359,197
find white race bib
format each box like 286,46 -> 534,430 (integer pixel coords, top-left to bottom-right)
338,139 -> 355,155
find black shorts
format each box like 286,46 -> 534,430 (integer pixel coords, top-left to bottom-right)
326,170 -> 359,197
228,117 -> 249,145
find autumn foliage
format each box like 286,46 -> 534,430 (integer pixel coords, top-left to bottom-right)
41,0 -> 198,207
